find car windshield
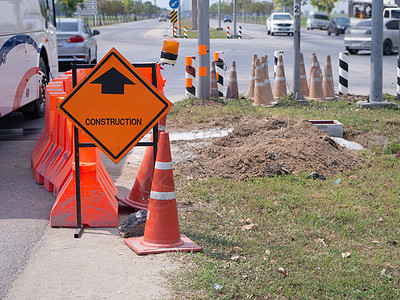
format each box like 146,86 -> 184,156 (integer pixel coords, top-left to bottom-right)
315,14 -> 329,20
336,17 -> 350,24
273,14 -> 292,20
56,22 -> 78,32
354,20 -> 372,27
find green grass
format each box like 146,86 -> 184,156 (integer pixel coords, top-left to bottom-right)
180,18 -> 231,39
166,97 -> 400,299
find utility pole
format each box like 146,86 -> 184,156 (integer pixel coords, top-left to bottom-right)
218,0 -> 222,30
197,0 -> 210,99
192,0 -> 197,30
293,0 -> 302,100
178,3 -> 181,36
233,0 -> 237,36
357,0 -> 397,108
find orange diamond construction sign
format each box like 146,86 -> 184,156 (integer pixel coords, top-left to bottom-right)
58,48 -> 173,164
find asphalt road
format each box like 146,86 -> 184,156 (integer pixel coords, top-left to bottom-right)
0,113 -> 54,299
94,18 -> 398,98
0,17 -> 398,298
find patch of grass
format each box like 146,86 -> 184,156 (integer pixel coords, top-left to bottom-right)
384,140 -> 400,154
167,96 -> 400,299
169,97 -> 400,141
172,157 -> 400,299
180,18 -> 227,39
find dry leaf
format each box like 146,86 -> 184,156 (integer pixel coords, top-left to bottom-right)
371,240 -> 380,244
278,267 -> 287,276
270,260 -> 278,264
231,255 -> 240,261
314,238 -> 327,247
246,218 -> 254,224
265,249 -> 271,256
342,251 -> 351,259
241,223 -> 256,231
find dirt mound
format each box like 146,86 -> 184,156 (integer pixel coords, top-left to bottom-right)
174,118 -> 361,180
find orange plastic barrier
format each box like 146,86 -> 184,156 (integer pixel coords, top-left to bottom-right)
125,132 -> 201,254
33,63 -> 167,227
50,131 -> 118,227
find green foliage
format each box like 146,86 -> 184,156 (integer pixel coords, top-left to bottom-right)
210,0 -> 273,15
273,0 -> 343,14
97,0 -> 161,16
308,0 -> 343,14
384,140 -> 400,155
57,0 -> 84,17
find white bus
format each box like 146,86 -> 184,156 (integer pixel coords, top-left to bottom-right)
0,0 -> 58,118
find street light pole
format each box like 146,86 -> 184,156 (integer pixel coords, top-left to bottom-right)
197,0 -> 210,99
357,0 -> 397,108
293,0 -> 302,100
233,0 -> 237,36
218,0 -> 221,30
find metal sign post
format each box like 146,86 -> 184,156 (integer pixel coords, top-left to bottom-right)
293,0 -> 302,100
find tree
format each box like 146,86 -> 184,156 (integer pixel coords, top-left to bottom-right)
58,0 -> 84,17
308,0 -> 342,15
273,0 -> 343,15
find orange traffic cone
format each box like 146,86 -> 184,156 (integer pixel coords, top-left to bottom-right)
273,54 -> 287,99
210,61 -> 219,98
262,55 -> 274,105
116,115 -> 167,210
308,53 -> 325,100
247,54 -> 257,98
322,55 -> 335,99
300,53 -> 309,97
253,59 -> 271,106
125,132 -> 202,255
226,61 -> 239,99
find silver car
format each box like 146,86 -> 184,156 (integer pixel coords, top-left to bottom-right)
344,19 -> 399,55
56,18 -> 99,64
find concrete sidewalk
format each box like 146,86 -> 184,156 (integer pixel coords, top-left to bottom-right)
3,134 -> 178,299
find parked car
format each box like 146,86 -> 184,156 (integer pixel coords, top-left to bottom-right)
384,7 -> 400,18
307,11 -> 330,30
56,18 -> 99,65
327,16 -> 351,35
344,19 -> 399,55
159,14 -> 167,22
266,13 -> 294,36
224,15 -> 232,23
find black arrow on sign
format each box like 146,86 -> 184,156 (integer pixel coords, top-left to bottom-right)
91,67 -> 135,94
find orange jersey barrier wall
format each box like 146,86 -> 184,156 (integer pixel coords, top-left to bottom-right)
32,63 -> 166,227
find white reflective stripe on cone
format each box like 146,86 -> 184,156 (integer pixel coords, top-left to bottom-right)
311,78 -> 321,82
150,191 -> 176,200
155,161 -> 172,170
158,125 -> 166,131
255,82 -> 265,86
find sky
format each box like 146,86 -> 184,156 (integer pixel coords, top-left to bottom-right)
155,0 -> 348,14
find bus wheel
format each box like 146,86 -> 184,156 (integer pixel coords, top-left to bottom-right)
24,57 -> 47,118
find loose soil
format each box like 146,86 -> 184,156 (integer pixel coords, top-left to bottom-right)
172,117 -> 362,180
